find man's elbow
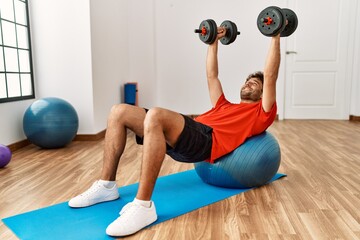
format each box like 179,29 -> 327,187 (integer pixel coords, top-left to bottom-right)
263,72 -> 278,83
207,74 -> 218,82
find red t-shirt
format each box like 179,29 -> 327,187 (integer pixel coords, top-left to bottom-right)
195,94 -> 277,163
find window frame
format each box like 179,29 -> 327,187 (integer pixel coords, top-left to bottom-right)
0,0 -> 35,103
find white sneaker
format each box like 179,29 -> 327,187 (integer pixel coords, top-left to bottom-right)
68,181 -> 119,208
106,201 -> 158,236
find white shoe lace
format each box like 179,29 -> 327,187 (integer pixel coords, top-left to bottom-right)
119,202 -> 137,215
79,181 -> 102,198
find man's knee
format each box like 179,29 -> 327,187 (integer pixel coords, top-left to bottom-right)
144,108 -> 183,131
144,108 -> 185,147
144,108 -> 164,129
109,104 -> 128,120
108,104 -> 145,124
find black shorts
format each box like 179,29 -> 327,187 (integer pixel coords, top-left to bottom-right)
135,112 -> 213,163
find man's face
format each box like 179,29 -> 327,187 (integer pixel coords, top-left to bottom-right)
240,78 -> 263,101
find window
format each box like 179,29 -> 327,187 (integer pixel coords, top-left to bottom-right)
0,0 -> 34,103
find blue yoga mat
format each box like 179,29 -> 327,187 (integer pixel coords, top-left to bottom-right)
3,170 -> 286,240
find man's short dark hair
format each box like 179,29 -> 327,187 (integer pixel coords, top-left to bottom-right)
246,71 -> 264,85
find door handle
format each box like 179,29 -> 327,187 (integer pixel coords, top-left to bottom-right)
286,51 -> 298,54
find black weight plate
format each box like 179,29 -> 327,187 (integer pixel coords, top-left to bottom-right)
198,19 -> 217,44
276,7 -> 287,35
257,6 -> 285,36
220,20 -> 238,45
229,21 -> 240,43
228,21 -> 238,44
220,20 -> 232,45
208,19 -> 217,44
281,8 -> 298,37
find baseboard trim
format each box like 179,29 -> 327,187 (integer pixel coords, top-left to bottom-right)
8,139 -> 31,152
349,115 -> 360,121
7,130 -> 107,152
73,130 -> 106,141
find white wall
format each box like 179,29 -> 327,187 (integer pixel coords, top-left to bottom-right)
90,0 -> 130,132
0,0 -> 95,145
350,1 -> 360,116
127,0 -> 157,108
0,0 -> 130,145
30,0 -> 95,133
145,0 -> 359,117
32,0 -> 129,135
153,0 -> 286,115
0,100 -> 33,145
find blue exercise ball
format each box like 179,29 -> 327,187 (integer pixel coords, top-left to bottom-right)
194,131 -> 281,188
23,97 -> 79,149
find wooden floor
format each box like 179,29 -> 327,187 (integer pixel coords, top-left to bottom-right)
1,120 -> 360,240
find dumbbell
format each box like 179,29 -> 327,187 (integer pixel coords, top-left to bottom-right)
257,6 -> 298,37
194,19 -> 240,45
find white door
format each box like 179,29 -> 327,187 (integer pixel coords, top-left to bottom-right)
284,0 -> 354,119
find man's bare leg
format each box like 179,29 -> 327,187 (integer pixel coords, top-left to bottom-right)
136,107 -> 185,200
106,107 -> 185,236
69,104 -> 146,208
100,104 -> 147,181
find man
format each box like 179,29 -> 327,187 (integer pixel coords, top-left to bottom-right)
69,27 -> 280,237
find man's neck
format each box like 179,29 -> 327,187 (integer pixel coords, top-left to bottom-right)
240,99 -> 261,104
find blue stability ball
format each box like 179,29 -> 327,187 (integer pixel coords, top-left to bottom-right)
194,131 -> 281,188
0,144 -> 12,168
23,97 -> 79,149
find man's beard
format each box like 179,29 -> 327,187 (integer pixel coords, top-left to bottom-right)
240,88 -> 262,101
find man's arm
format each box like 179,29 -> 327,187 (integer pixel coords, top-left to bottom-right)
262,35 -> 280,112
206,28 -> 226,107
